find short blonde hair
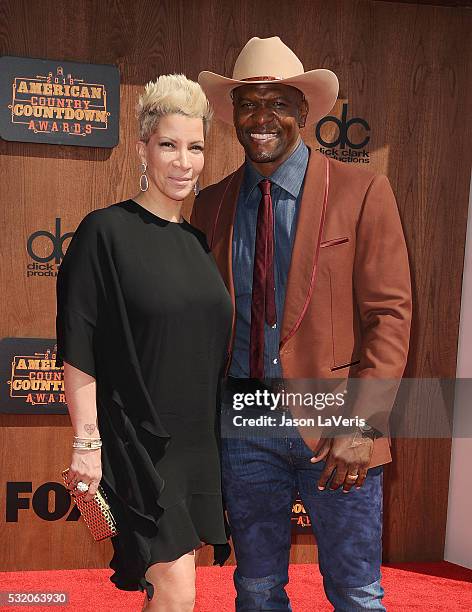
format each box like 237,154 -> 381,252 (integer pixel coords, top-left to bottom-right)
136,73 -> 212,142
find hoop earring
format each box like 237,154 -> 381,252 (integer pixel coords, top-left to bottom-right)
139,162 -> 149,192
193,180 -> 200,196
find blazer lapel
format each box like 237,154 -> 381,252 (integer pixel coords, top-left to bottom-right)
210,164 -> 245,330
280,150 -> 329,350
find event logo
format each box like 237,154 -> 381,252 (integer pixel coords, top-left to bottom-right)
0,56 -> 119,147
9,346 -> 64,406
11,66 -> 108,137
291,498 -> 312,532
0,338 -> 68,414
5,482 -> 80,522
26,218 -> 73,278
315,103 -> 371,164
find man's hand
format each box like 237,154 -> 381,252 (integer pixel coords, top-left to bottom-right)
310,433 -> 374,493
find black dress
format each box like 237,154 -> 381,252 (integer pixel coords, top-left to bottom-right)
55,199 -> 233,601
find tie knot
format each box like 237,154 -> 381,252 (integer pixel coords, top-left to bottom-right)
259,178 -> 271,197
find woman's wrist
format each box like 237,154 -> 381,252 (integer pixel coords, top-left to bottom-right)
72,422 -> 100,439
72,436 -> 102,450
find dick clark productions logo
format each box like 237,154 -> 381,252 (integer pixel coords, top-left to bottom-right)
315,103 -> 371,164
26,218 -> 73,278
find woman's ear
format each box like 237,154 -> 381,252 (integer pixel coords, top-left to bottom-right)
136,140 -> 147,165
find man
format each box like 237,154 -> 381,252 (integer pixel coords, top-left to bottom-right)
192,37 -> 411,611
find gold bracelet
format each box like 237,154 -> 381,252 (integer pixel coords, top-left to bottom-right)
72,440 -> 102,449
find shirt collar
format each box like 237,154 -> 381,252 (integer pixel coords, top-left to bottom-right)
241,140 -> 309,201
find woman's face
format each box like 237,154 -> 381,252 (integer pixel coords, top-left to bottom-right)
138,113 -> 205,201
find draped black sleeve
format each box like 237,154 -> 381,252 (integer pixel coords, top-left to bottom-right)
56,212 -> 102,377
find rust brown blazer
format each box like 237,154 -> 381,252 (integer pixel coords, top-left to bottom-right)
191,147 -> 412,468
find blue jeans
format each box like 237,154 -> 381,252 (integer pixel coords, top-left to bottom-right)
222,428 -> 385,611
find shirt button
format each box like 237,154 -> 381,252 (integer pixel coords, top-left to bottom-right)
272,358 -> 278,365
272,323 -> 277,329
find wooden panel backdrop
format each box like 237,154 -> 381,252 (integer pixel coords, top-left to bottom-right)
0,0 -> 471,572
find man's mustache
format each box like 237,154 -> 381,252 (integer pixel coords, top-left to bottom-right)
243,128 -> 281,135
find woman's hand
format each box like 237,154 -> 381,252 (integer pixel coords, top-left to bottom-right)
65,448 -> 102,502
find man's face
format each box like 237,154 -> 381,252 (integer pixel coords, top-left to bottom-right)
232,83 -> 308,175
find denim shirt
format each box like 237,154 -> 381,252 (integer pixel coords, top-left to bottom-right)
229,140 -> 309,378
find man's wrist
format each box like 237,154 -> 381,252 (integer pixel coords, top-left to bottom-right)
358,422 -> 382,440
321,422 -> 382,441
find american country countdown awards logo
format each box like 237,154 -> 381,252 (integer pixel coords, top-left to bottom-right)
26,218 -> 73,278
0,56 -> 119,147
291,497 -> 312,533
315,103 -> 370,164
0,338 -> 67,415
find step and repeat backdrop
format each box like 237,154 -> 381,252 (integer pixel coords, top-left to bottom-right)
0,0 -> 471,572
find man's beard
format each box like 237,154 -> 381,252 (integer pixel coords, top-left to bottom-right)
250,149 -> 274,162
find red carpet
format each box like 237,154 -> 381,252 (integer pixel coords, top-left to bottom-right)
1,562 -> 471,611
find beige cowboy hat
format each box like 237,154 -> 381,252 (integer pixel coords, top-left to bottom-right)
198,36 -> 339,125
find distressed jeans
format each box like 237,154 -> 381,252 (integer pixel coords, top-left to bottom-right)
221,421 -> 385,611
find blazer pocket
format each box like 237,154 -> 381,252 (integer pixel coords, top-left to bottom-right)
330,359 -> 360,372
321,236 -> 349,248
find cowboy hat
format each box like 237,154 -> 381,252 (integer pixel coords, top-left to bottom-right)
198,36 -> 339,125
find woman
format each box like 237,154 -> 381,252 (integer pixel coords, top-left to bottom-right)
56,74 -> 232,611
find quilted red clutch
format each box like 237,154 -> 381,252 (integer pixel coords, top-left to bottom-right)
61,468 -> 118,541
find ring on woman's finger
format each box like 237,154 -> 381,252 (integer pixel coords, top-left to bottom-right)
346,474 -> 359,480
76,481 -> 90,493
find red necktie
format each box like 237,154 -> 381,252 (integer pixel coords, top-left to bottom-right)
250,179 -> 277,378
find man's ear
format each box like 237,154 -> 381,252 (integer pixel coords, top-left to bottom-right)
299,97 -> 308,128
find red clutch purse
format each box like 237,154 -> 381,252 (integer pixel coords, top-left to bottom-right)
61,468 -> 118,541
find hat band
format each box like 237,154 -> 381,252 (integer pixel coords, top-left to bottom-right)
240,75 -> 284,82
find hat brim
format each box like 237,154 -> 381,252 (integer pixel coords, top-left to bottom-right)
198,69 -> 339,125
